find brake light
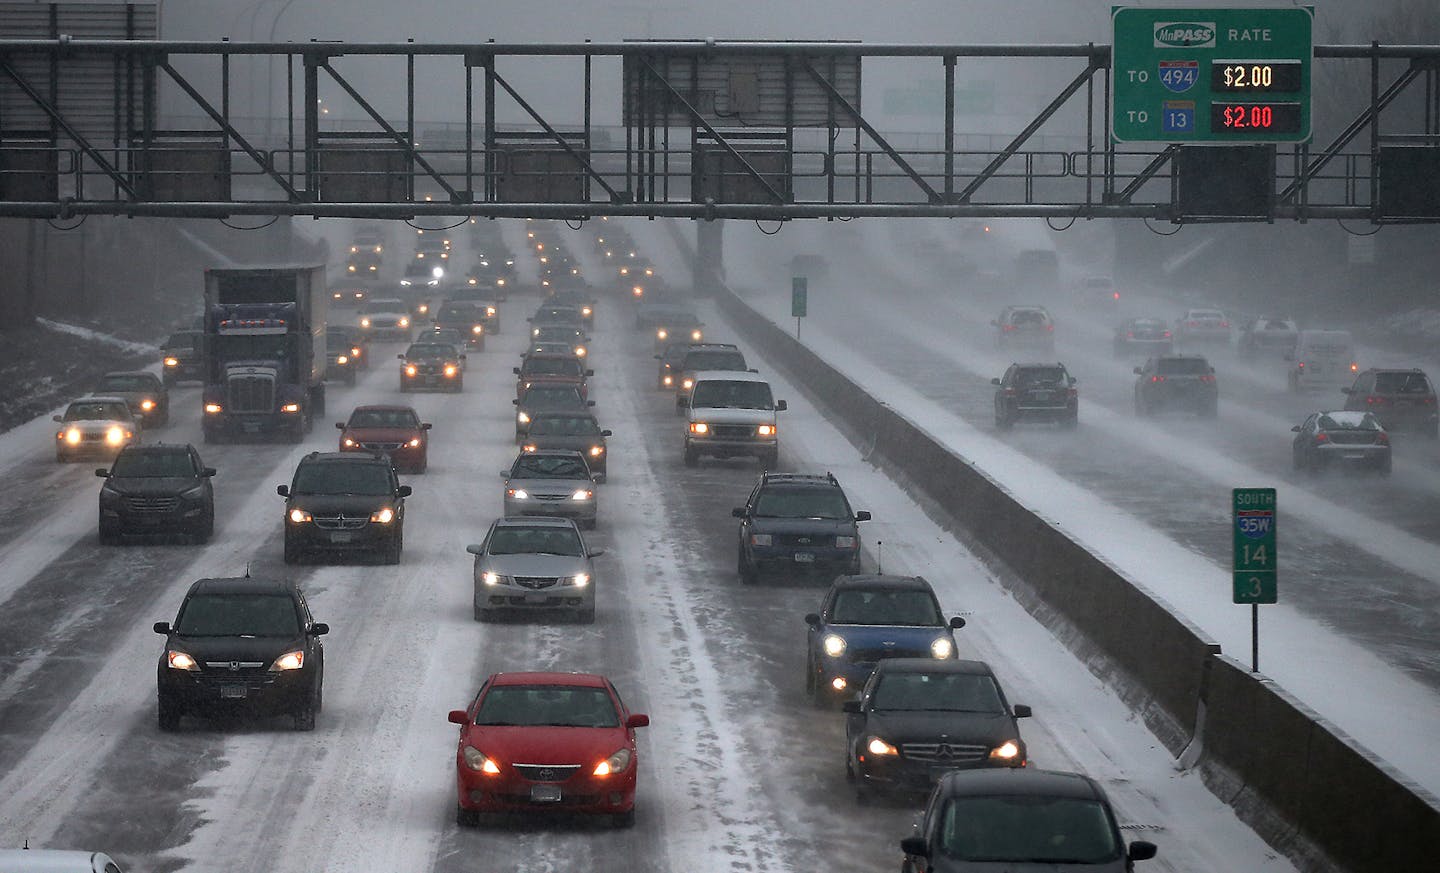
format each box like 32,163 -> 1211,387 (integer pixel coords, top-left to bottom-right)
1150,375 -> 1165,383
1296,362 -> 1305,369
1001,324 -> 1015,332
1200,374 -> 1216,383
1112,291 -> 1120,301
1314,432 -> 1329,443
1067,387 -> 1078,398
1220,321 -> 1230,328
1350,362 -> 1359,372
1367,395 -> 1387,406
1375,431 -> 1390,445
1425,396 -> 1438,406
1126,331 -> 1134,339
1045,324 -> 1054,331
1162,330 -> 1172,338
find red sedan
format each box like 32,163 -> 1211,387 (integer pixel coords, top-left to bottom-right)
448,671 -> 649,828
335,405 -> 431,474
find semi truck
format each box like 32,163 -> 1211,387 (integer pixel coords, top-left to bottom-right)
201,265 -> 327,443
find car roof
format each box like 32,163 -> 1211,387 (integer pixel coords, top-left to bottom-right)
760,472 -> 840,488
298,451 -> 387,465
489,671 -> 607,688
117,443 -> 192,454
874,657 -> 995,677
1363,367 -> 1426,374
829,574 -> 934,592
185,576 -> 298,597
1156,353 -> 1208,361
687,370 -> 768,384
1011,362 -> 1067,369
0,849 -> 122,872
100,370 -> 157,380
936,767 -> 1104,800
515,448 -> 587,460
493,515 -> 580,530
71,395 -> 130,406
350,404 -> 419,414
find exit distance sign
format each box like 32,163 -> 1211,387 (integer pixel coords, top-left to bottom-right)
1232,487 -> 1277,604
1112,6 -> 1313,143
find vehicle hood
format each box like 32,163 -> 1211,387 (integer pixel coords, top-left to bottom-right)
289,494 -> 394,514
344,426 -> 422,443
750,517 -> 852,536
506,476 -> 592,496
688,406 -> 776,424
60,419 -> 132,434
824,622 -> 950,650
466,724 -> 628,765
481,552 -> 591,577
520,400 -> 588,416
527,434 -> 603,452
866,710 -> 1016,747
104,476 -> 200,495
166,633 -> 305,663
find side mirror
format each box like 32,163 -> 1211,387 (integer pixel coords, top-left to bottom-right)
335,422 -> 345,430
95,468 -> 110,478
1290,425 -> 1301,432
1133,366 -> 1143,375
1068,376 -> 1077,385
512,367 -> 521,375
949,616 -> 966,630
1013,704 -> 1032,719
460,354 -> 468,360
397,485 -> 413,498
588,548 -> 607,557
626,713 -> 650,729
900,836 -> 929,858
804,612 -> 822,628
990,377 -> 1001,386
653,354 -> 662,360
586,400 -> 596,407
499,469 -> 510,479
465,544 -> 483,555
396,354 -> 405,360
422,423 -> 433,430
511,398 -> 519,405
776,400 -> 788,411
53,414 -> 64,423
203,468 -> 217,477
276,485 -> 290,497
585,369 -> 595,376
1128,841 -> 1158,862
447,709 -> 468,725
841,700 -> 862,714
855,510 -> 872,522
153,621 -> 171,635
600,429 -> 612,437
310,622 -> 330,636
989,319 -> 998,326
1283,352 -> 1294,361
749,368 -> 759,373
677,397 -> 689,408
1341,387 -> 1352,394
731,507 -> 747,518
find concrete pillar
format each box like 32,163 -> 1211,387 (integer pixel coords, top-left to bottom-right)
695,219 -> 724,295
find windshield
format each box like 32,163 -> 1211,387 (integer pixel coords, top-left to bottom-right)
474,686 -> 618,728
1008,310 -> 1048,326
690,380 -> 773,410
872,672 -> 1004,713
348,409 -> 419,429
163,332 -> 199,351
512,455 -> 590,479
831,589 -> 943,626
486,526 -> 583,556
1130,319 -> 1166,331
754,488 -> 850,519
938,795 -> 1121,864
1318,412 -> 1381,431
97,375 -> 156,393
65,402 -> 131,421
174,593 -> 301,637
111,451 -> 195,478
528,416 -> 600,437
524,357 -> 584,377
406,343 -> 458,360
291,462 -> 393,496
213,334 -> 290,363
1157,358 -> 1210,375
685,351 -> 746,371
1374,372 -> 1432,394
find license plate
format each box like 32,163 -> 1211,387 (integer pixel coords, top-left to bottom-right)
530,784 -> 562,803
1343,452 -> 1365,459
242,421 -> 261,434
331,531 -> 355,543
1031,391 -> 1051,400
220,684 -> 247,699
794,552 -> 815,563
140,516 -> 161,525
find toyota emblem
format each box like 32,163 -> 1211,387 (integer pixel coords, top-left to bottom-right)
538,768 -> 556,781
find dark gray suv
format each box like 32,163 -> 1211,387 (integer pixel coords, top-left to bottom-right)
278,452 -> 411,564
733,472 -> 870,584
96,444 -> 216,544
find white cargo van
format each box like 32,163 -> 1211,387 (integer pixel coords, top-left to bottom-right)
1287,329 -> 1357,392
684,371 -> 786,467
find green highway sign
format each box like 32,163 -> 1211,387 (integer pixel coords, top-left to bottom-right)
1112,6 -> 1313,143
1232,487 -> 1277,604
791,277 -> 808,318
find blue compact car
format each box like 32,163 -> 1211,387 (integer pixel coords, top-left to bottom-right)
804,574 -> 965,703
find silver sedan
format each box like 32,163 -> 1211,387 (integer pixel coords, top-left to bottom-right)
500,449 -> 598,527
467,516 -> 603,623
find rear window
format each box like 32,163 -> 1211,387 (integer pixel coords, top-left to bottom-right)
1374,372 -> 1433,394
1318,412 -> 1381,431
753,487 -> 851,519
1009,310 -> 1048,326
98,374 -> 157,392
524,357 -> 584,377
1156,358 -> 1210,375
684,351 -> 746,371
1013,367 -> 1067,387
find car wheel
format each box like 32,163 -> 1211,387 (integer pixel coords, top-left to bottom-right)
99,519 -> 121,546
845,745 -> 856,783
1062,413 -> 1078,429
577,606 -> 596,624
162,374 -> 176,388
414,459 -> 428,474
1203,401 -> 1219,419
399,382 -> 410,393
683,446 -> 699,467
474,604 -> 494,623
456,805 -> 480,828
194,508 -> 215,544
994,414 -> 1012,430
612,808 -> 636,829
855,780 -> 875,806
157,695 -> 182,732
384,527 -> 403,565
454,379 -> 464,393
1428,421 -> 1440,440
293,689 -> 319,731
804,653 -> 817,697
1292,449 -> 1305,471
283,534 -> 302,565
288,421 -> 305,444
761,449 -> 779,469
738,548 -> 758,586
1378,457 -> 1393,477
346,371 -> 357,387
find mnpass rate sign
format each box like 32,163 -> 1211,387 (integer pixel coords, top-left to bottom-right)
1233,487 -> 1277,604
1112,6 -> 1313,143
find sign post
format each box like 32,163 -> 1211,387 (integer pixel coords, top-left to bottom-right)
791,276 -> 808,339
1232,487 -> 1277,672
1112,6 -> 1313,144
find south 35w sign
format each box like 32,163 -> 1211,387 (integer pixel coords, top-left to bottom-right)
1232,487 -> 1277,604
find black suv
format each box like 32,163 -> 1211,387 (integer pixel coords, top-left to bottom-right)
278,452 -> 411,564
732,472 -> 870,584
1133,354 -> 1218,417
991,363 -> 1078,429
153,576 -> 327,731
96,444 -> 216,544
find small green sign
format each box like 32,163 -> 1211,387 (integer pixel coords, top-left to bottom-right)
791,277 -> 808,318
1232,487 -> 1277,604
1112,6 -> 1313,143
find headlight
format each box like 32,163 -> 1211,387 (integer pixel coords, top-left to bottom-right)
350,245 -> 359,253
407,437 -> 422,448
750,534 -> 772,547
497,278 -> 506,286
350,346 -> 361,356
167,650 -> 198,671
516,412 -> 531,424
270,650 -> 305,671
468,277 -> 478,285
204,403 -> 222,414
486,307 -> 497,316
347,264 -> 357,273
931,637 -> 954,659
567,573 -> 590,588
593,748 -> 632,776
521,444 -> 537,453
140,399 -> 156,411
343,438 -> 357,447
431,267 -> 444,278
280,403 -> 301,414
632,286 -> 644,297
336,354 -> 349,364
164,357 -> 179,367
63,428 -> 82,444
472,325 -> 483,334
444,365 -> 458,377
405,365 -> 417,376
398,317 -> 410,328
989,741 -> 1022,762
691,329 -> 703,341
822,634 -> 847,657
690,422 -> 709,435
105,426 -> 128,445
180,485 -> 206,500
836,535 -> 857,548
574,347 -> 586,357
571,489 -> 593,501
589,445 -> 604,457
866,737 -> 899,757
682,378 -> 694,390
361,317 -> 372,327
481,571 -> 502,586
508,489 -> 530,500
757,424 -> 776,437
582,307 -> 591,316
289,509 -> 312,524
400,279 -> 412,286
656,329 -> 668,340
462,745 -> 501,774
370,507 -> 395,524
533,328 -> 542,337
663,375 -> 673,386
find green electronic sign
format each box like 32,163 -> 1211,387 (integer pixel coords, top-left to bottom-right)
1112,7 -> 1313,143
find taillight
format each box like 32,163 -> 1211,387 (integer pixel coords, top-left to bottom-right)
1002,324 -> 1015,332
1367,395 -> 1387,406
1375,431 -> 1390,445
1314,432 -> 1329,443
1126,331 -> 1135,339
1297,362 -> 1305,370
1200,374 -> 1216,383
1150,375 -> 1165,383
1162,330 -> 1172,338
1045,324 -> 1054,331
1220,321 -> 1230,328
1067,387 -> 1078,398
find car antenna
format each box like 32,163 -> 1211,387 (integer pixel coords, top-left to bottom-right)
876,540 -> 883,575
